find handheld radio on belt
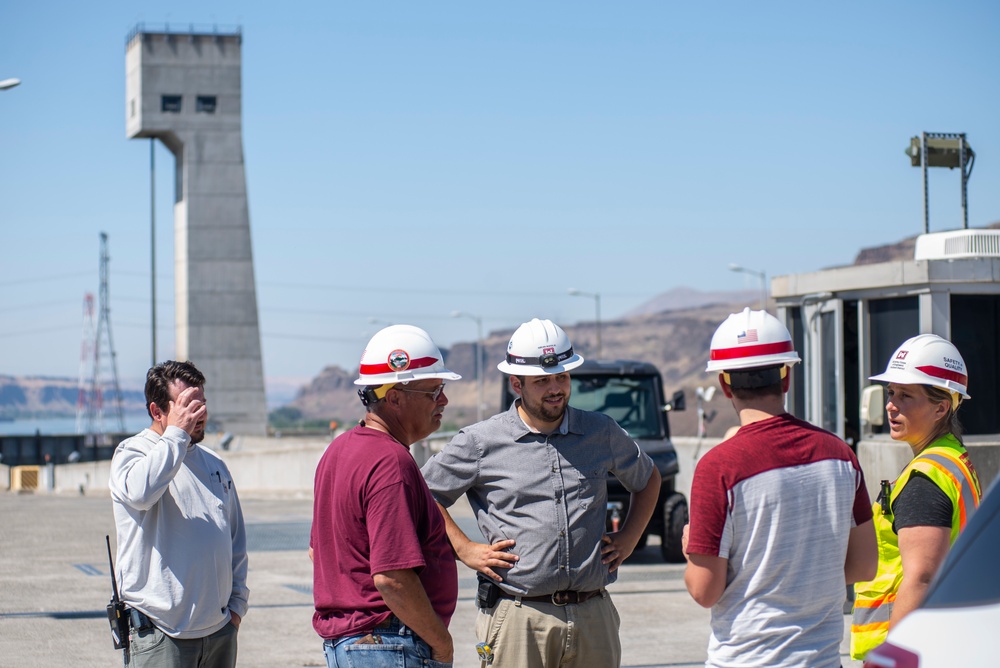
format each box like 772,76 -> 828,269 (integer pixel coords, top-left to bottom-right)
105,535 -> 129,651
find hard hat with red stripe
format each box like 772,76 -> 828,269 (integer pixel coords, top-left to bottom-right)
869,334 -> 970,400
354,324 -> 461,386
496,318 -> 584,376
706,308 -> 801,373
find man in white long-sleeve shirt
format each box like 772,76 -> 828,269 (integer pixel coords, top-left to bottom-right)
109,360 -> 248,667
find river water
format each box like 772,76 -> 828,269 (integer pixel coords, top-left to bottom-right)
0,414 -> 150,437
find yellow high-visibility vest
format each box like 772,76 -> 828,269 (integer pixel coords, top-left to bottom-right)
851,434 -> 980,659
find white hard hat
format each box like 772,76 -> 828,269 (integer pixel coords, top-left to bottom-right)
705,308 -> 801,373
496,318 -> 584,376
869,334 -> 970,400
354,325 -> 461,386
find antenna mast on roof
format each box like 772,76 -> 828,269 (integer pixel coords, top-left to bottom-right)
907,132 -> 975,233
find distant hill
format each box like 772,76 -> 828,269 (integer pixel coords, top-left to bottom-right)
0,375 -> 145,419
12,225 -> 1000,433
284,222 -> 997,436
853,220 -> 1000,265
287,295 -> 760,438
624,287 -> 759,317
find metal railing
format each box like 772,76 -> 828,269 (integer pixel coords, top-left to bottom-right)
125,22 -> 242,49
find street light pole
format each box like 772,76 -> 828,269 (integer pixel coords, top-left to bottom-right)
452,311 -> 484,422
695,386 -> 716,438
150,139 -> 157,367
567,288 -> 601,357
728,264 -> 767,311
0,78 -> 21,91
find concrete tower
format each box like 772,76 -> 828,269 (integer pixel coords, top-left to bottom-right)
125,25 -> 267,435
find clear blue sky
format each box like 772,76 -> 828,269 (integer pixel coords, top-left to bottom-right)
3,1 -> 999,399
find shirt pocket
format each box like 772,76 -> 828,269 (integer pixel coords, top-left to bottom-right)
574,471 -> 606,511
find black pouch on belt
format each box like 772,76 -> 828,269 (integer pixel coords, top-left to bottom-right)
476,575 -> 501,609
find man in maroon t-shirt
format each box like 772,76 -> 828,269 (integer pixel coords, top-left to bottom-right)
310,325 -> 461,667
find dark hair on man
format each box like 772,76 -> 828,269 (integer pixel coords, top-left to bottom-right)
730,383 -> 783,402
727,364 -> 784,401
145,360 -> 206,419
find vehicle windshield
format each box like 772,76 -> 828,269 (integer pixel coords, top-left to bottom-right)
570,375 -> 663,439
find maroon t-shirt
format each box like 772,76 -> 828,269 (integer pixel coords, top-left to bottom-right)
311,425 -> 458,639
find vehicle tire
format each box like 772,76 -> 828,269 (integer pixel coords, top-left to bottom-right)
660,493 -> 688,563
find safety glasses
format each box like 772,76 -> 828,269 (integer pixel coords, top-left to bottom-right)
394,383 -> 446,401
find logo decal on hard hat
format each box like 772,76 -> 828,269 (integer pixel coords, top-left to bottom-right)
387,349 -> 411,371
737,329 -> 758,344
542,347 -> 555,355
888,352 -> 909,371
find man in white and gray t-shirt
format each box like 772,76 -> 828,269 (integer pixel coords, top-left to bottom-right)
684,309 -> 876,668
109,360 -> 248,667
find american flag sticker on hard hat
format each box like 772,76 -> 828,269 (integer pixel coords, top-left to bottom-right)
737,329 -> 758,344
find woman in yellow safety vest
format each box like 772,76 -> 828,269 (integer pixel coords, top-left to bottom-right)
851,334 -> 982,659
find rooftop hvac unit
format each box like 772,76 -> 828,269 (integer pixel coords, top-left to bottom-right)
914,229 -> 1000,261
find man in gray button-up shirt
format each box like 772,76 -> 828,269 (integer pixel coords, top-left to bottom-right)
421,318 -> 660,668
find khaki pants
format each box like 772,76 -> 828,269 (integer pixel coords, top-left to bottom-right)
475,591 -> 621,668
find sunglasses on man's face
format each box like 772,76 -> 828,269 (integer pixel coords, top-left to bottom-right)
395,383 -> 446,401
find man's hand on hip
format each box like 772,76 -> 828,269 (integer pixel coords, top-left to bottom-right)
457,539 -> 519,582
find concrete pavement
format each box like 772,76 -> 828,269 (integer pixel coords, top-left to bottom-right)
0,489 -> 861,667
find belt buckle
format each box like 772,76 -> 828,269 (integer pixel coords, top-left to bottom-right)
551,591 -> 571,606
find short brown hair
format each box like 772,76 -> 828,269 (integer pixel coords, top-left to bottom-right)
145,360 -> 205,419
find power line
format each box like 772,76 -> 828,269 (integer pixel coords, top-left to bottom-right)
0,324 -> 79,338
0,271 -> 92,288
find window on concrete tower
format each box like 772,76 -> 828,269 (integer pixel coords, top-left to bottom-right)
196,95 -> 217,113
161,95 -> 182,113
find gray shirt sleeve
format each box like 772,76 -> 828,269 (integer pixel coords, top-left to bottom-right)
605,419 -> 655,493
421,428 -> 481,507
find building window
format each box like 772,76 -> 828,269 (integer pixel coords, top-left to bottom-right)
196,95 -> 217,113
787,307 -> 805,419
161,95 -> 182,113
869,297 -> 919,378
867,296 -> 919,435
820,310 -> 838,435
951,294 -> 1000,434
130,99 -> 136,118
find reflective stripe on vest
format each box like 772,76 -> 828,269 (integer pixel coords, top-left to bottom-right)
850,435 -> 980,660
912,450 -> 981,534
852,598 -> 894,626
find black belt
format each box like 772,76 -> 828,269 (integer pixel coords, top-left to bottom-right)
499,589 -> 602,606
373,615 -> 398,629
127,608 -> 156,632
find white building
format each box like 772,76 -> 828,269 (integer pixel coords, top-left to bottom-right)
772,227 -> 1000,494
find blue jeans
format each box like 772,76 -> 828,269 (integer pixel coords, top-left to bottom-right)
322,617 -> 451,668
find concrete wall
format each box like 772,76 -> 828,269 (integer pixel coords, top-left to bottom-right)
7,433 -> 332,496
856,438 -> 1000,502
12,434 -> 999,506
125,31 -> 267,435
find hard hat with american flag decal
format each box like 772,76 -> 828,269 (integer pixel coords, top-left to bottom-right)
705,307 -> 801,373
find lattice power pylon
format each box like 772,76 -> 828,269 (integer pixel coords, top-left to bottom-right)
76,233 -> 126,437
